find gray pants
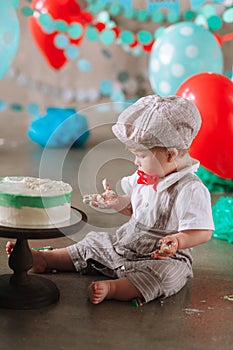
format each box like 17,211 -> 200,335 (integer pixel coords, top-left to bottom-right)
67,231 -> 193,303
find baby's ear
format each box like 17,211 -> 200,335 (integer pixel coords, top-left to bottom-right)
167,148 -> 178,162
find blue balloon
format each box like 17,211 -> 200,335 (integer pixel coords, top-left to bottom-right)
149,22 -> 223,96
27,107 -> 90,148
0,1 -> 20,79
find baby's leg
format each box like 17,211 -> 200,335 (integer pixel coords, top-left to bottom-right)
6,241 -> 75,273
88,277 -> 142,304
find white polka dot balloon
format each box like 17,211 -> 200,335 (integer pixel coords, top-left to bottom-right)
149,22 -> 223,96
0,2 -> 20,79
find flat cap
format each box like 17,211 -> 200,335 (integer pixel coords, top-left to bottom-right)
112,95 -> 201,150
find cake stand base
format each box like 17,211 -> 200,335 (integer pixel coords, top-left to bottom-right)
0,207 -> 87,309
0,274 -> 59,309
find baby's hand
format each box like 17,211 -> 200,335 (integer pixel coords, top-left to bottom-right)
83,179 -> 119,209
151,236 -> 178,259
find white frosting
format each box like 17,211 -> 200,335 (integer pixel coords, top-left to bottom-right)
0,176 -> 72,196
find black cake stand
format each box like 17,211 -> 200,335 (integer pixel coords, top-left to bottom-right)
0,207 -> 87,309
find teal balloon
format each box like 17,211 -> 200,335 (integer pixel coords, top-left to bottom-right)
0,1 -> 20,79
27,108 -> 90,148
149,22 -> 223,96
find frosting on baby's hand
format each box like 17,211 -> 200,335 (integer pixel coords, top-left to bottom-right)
101,179 -> 118,201
151,236 -> 178,259
83,178 -> 118,209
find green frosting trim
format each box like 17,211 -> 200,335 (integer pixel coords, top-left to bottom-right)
0,192 -> 72,209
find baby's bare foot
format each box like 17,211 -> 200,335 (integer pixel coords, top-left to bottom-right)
6,241 -> 48,273
6,241 -> 15,257
88,281 -> 110,304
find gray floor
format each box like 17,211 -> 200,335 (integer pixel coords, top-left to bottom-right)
0,125 -> 232,350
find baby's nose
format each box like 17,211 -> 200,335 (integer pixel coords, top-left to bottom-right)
134,157 -> 140,166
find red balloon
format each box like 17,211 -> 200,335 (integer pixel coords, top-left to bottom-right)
176,73 -> 233,179
29,0 -> 93,70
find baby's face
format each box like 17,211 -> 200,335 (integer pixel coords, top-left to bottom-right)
129,148 -> 168,177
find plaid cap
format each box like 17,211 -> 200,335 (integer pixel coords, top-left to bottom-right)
112,95 -> 202,150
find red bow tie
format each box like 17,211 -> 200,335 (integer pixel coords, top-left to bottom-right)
137,170 -> 160,191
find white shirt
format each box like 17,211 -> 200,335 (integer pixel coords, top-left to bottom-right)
121,158 -> 215,232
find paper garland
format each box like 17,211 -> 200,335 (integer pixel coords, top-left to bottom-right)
21,2 -> 233,57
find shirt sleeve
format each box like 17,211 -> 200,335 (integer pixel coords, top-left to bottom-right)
120,171 -> 138,197
175,181 -> 215,231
